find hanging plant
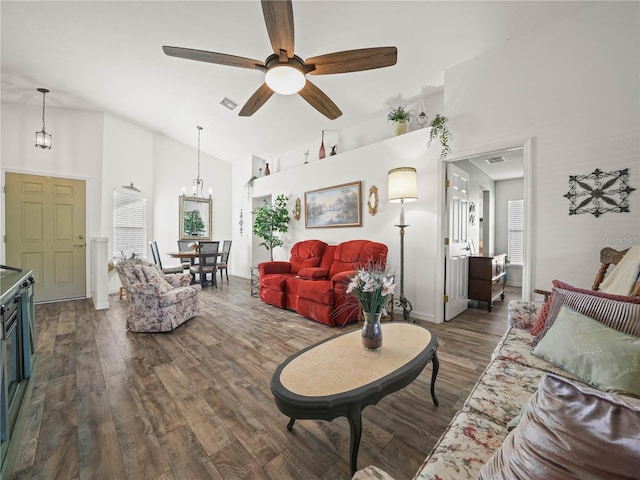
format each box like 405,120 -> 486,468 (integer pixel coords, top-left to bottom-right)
428,114 -> 452,160
245,175 -> 258,190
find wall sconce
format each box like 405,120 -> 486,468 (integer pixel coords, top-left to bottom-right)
35,88 -> 52,149
292,198 -> 301,221
388,167 -> 418,321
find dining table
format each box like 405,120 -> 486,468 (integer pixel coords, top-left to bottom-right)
167,250 -> 199,262
167,250 -> 223,262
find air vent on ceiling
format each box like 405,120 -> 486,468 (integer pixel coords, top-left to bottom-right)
485,156 -> 505,164
220,97 -> 238,110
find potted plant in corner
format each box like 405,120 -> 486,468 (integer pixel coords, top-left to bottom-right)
252,194 -> 290,261
428,114 -> 452,160
388,106 -> 412,136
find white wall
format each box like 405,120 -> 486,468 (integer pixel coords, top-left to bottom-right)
255,93 -> 445,175
445,2 -> 640,293
101,114 -> 154,292
1,102 -> 104,294
152,133 -> 232,272
239,129 -> 441,322
1,105 -> 234,297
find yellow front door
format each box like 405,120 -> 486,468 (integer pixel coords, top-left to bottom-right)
5,173 -> 86,302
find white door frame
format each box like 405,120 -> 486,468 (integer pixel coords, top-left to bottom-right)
435,138 -> 533,323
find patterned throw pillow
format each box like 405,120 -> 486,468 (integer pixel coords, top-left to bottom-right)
532,281 -> 640,345
479,374 -> 640,480
530,280 -> 640,338
529,292 -> 554,336
553,280 -> 640,303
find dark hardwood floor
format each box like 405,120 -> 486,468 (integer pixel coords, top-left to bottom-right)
5,278 -> 517,480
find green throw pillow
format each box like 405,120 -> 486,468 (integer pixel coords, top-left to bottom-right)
532,305 -> 640,397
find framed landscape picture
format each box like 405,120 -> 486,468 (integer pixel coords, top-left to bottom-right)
305,181 -> 362,228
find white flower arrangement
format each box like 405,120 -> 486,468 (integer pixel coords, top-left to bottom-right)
347,264 -> 395,315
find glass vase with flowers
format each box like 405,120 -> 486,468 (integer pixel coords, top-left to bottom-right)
347,264 -> 395,351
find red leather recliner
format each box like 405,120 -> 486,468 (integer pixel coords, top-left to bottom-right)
258,240 -> 328,310
259,239 -> 388,327
297,240 -> 388,327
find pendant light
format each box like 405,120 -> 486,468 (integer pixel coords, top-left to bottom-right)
35,88 -> 52,149
184,126 -> 211,199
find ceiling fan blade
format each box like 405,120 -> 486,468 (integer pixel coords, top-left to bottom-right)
306,47 -> 397,75
261,0 -> 295,57
298,80 -> 342,120
239,83 -> 275,116
163,46 -> 263,69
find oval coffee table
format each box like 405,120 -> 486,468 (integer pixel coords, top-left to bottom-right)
270,322 -> 439,475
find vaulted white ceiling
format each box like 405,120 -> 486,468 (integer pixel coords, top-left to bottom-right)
1,1 -> 592,163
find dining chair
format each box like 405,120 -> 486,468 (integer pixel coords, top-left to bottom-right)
177,240 -> 193,269
149,241 -> 184,274
218,240 -> 232,283
190,240 -> 220,288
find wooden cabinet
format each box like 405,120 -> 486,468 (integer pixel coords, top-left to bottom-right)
468,254 -> 506,312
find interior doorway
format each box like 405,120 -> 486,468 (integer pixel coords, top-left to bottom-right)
438,140 -> 532,323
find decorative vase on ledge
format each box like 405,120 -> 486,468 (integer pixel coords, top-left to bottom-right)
392,120 -> 408,136
362,312 -> 383,351
319,130 -> 326,159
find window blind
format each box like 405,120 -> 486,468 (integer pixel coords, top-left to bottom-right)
508,199 -> 524,265
113,191 -> 147,260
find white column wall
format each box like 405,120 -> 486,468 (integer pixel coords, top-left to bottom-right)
445,2 -> 640,293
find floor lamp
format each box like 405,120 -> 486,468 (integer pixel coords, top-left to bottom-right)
388,167 -> 418,321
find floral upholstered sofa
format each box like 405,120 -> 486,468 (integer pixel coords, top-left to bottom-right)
116,258 -> 201,332
354,280 -> 640,480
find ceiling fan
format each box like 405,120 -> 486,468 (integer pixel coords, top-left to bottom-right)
163,0 -> 397,120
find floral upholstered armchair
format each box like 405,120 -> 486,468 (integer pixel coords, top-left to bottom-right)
115,258 -> 201,332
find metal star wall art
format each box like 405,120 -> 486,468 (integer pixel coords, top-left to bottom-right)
563,168 -> 635,217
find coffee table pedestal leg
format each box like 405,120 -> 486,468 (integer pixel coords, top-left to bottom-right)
286,418 -> 295,431
430,352 -> 440,406
347,403 -> 363,476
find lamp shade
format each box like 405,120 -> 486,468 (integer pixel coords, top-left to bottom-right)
388,167 -> 418,203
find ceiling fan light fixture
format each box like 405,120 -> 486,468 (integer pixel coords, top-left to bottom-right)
265,65 -> 305,95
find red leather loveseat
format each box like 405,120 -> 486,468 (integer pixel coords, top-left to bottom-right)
258,239 -> 388,327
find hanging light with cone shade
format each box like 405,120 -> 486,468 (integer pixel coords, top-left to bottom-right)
35,88 -> 52,149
